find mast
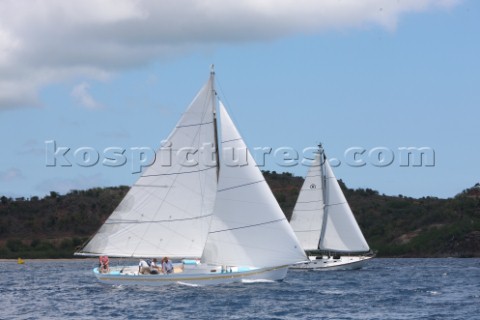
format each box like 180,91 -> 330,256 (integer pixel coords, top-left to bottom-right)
210,64 -> 220,180
317,143 -> 329,251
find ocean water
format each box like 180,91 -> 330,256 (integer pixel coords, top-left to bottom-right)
0,258 -> 479,320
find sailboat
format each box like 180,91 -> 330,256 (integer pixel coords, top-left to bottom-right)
289,144 -> 374,270
75,67 -> 307,286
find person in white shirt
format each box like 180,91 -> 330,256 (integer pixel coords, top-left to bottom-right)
150,258 -> 161,274
138,259 -> 150,274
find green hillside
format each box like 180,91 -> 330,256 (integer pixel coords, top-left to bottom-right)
1,172 -> 479,258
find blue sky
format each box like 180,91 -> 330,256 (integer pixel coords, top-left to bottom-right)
0,0 -> 478,199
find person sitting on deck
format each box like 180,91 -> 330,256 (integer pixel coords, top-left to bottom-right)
99,256 -> 109,273
150,258 -> 161,274
162,257 -> 173,274
138,259 -> 150,275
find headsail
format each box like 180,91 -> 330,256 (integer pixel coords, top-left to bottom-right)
319,158 -> 370,252
76,75 -> 218,258
201,102 -> 307,267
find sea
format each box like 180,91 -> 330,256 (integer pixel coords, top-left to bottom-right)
0,258 -> 479,320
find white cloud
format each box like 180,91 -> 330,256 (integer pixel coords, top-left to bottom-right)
0,168 -> 24,182
0,0 -> 461,109
18,139 -> 45,156
71,82 -> 103,109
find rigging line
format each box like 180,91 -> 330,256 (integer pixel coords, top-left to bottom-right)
217,180 -> 263,192
215,77 -> 249,150
208,218 -> 285,234
140,166 -> 215,178
175,120 -> 214,128
214,73 -> 232,115
106,214 -> 213,225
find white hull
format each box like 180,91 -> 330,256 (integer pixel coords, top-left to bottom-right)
290,255 -> 374,271
94,262 -> 289,286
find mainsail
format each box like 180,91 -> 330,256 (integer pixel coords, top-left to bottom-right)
76,75 -> 218,258
290,147 -> 370,253
289,152 -> 325,251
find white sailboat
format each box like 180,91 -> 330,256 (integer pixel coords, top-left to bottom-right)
289,144 -> 374,270
75,67 -> 307,286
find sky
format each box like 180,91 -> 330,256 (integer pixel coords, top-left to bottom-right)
0,0 -> 479,199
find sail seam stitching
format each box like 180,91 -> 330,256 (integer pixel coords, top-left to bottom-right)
221,138 -> 242,143
325,202 -> 348,207
208,218 -> 285,234
105,214 -> 213,224
141,166 -> 215,178
296,200 -> 323,204
176,120 -> 214,128
217,180 -> 263,192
